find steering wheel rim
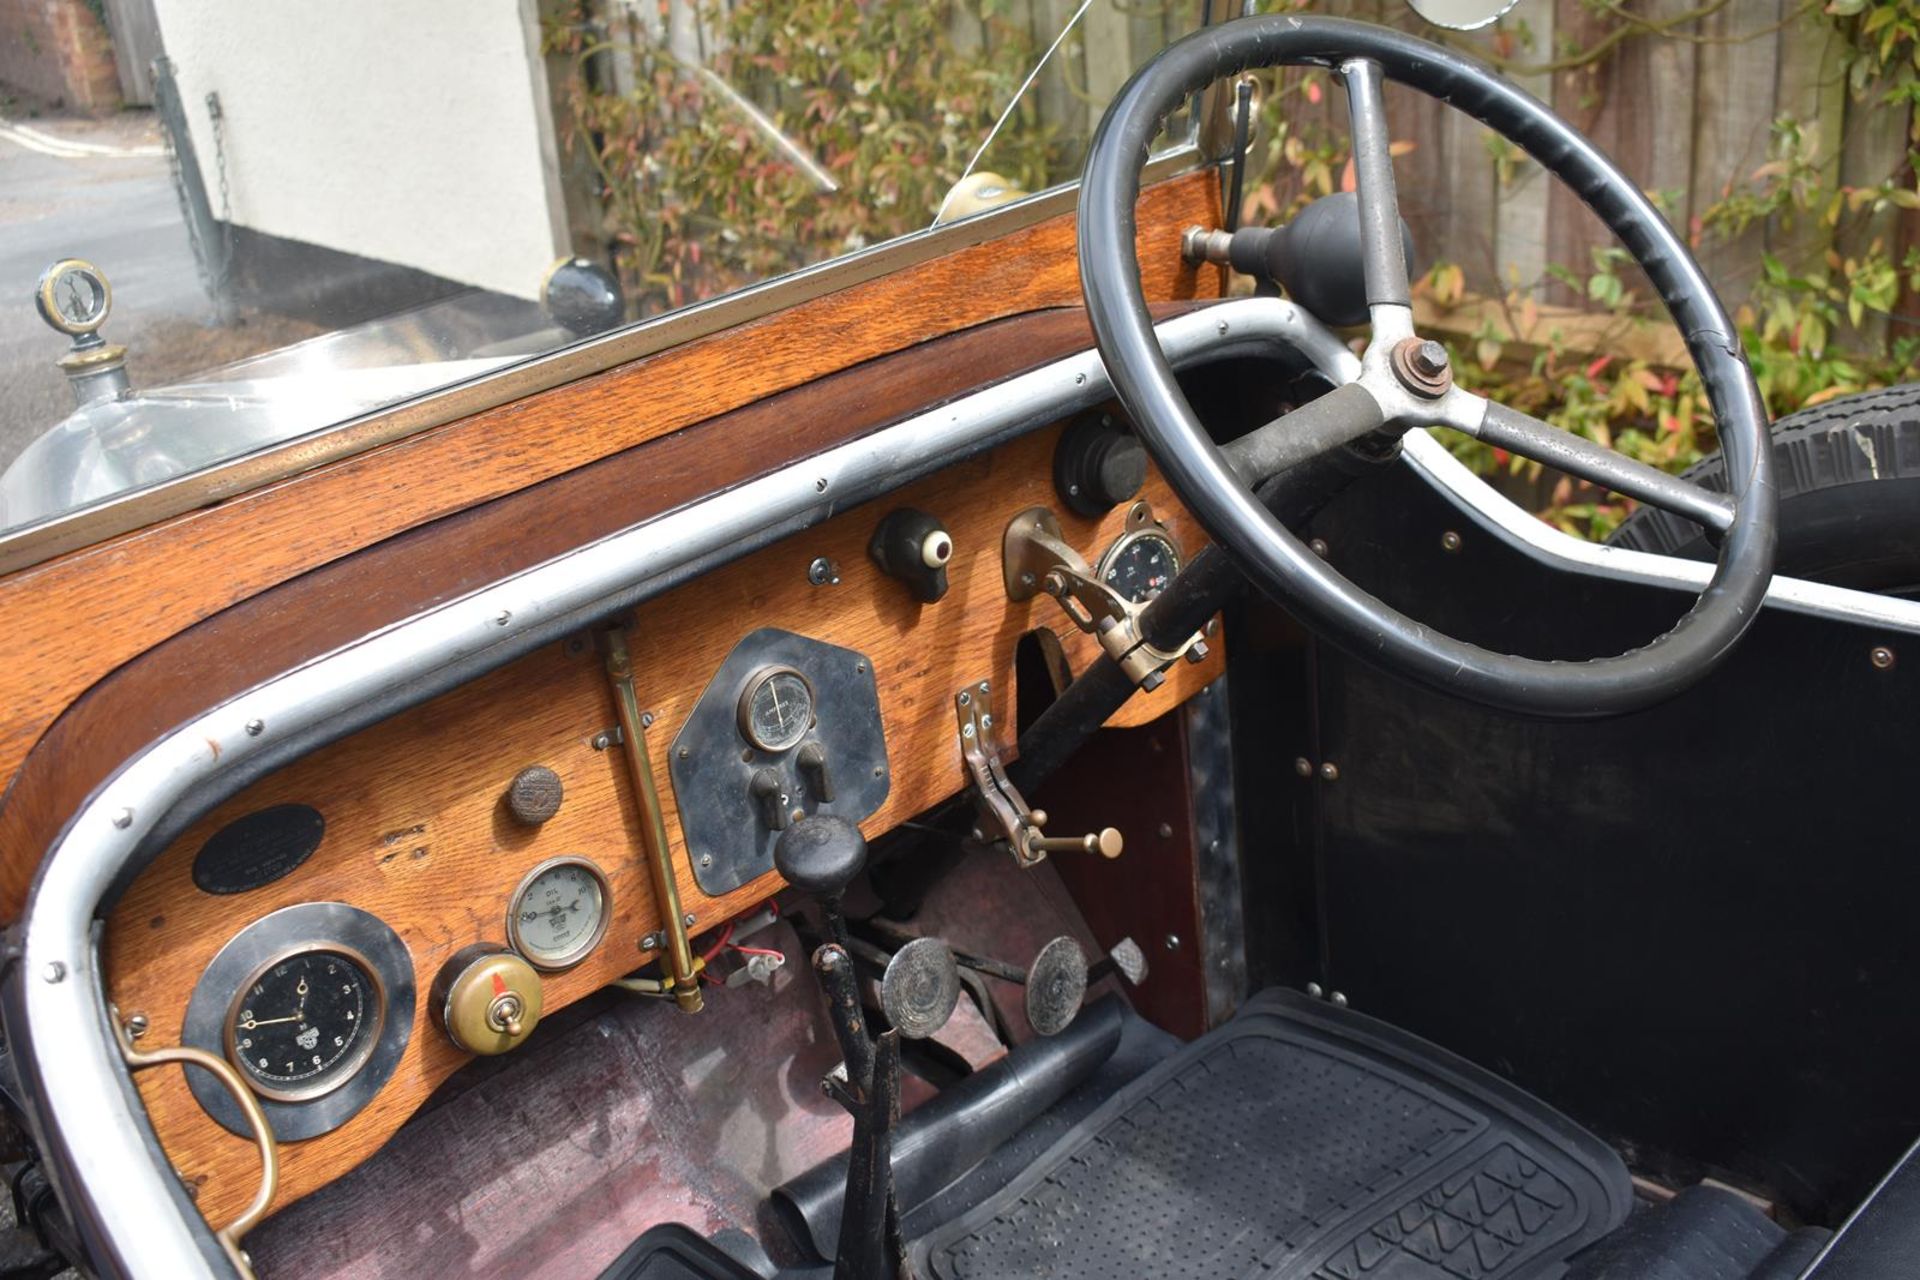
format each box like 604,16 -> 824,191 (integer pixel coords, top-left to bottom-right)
1079,15 -> 1776,718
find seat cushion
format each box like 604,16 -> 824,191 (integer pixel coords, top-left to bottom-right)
1563,1186 -> 1828,1280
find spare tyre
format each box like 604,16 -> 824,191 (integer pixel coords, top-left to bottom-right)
1610,382 -> 1920,597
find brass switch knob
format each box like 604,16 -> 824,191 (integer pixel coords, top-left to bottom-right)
431,945 -> 544,1055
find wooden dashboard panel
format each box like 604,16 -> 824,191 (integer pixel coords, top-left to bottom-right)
105,420 -> 1223,1224
0,170 -> 1221,918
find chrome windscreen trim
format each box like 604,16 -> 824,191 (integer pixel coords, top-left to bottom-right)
1399,427 -> 1920,635
0,148 -> 1203,577
10,295 -> 1343,1280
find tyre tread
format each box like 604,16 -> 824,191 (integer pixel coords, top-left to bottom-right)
1611,382 -> 1920,555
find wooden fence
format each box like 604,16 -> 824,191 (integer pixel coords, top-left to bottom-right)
1292,1 -> 1917,350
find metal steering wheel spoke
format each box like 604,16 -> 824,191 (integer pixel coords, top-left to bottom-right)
1340,59 -> 1413,316
1441,394 -> 1736,532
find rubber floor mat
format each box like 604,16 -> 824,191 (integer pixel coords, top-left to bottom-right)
916,990 -> 1632,1279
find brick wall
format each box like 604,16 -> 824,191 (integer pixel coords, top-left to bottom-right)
0,0 -> 121,114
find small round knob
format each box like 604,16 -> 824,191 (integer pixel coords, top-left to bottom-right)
432,945 -> 543,1055
505,765 -> 564,826
539,256 -> 625,336
774,814 -> 868,900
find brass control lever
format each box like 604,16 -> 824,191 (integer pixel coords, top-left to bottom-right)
956,680 -> 1123,867
1023,811 -> 1124,858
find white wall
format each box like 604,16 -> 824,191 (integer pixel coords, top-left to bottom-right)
151,0 -> 567,299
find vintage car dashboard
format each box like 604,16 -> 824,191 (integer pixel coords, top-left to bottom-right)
101,415 -> 1227,1225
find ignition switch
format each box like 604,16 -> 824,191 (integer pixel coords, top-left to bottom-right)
431,945 -> 544,1055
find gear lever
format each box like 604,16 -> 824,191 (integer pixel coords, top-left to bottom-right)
775,814 -> 867,951
777,817 -> 907,1278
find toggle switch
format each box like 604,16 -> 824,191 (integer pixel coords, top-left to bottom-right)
431,945 -> 543,1055
797,741 -> 834,803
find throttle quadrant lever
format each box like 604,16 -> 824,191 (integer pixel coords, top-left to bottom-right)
776,817 -> 912,1279
955,679 -> 1124,868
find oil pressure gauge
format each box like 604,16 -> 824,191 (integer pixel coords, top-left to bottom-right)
507,856 -> 611,970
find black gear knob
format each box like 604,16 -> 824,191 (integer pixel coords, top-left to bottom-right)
774,814 -> 868,901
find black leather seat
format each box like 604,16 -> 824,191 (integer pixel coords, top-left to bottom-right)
1801,1136 -> 1920,1279
1562,1186 -> 1826,1280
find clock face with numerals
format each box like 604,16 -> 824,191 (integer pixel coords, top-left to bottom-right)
226,949 -> 382,1100
35,260 -> 111,336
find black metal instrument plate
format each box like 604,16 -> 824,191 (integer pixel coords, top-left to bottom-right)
669,629 -> 890,896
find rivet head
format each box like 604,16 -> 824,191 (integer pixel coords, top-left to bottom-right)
1871,645 -> 1896,671
1318,762 -> 1341,782
1157,822 -> 1174,839
111,807 -> 134,829
244,718 -> 265,737
1306,981 -> 1325,999
1440,530 -> 1462,553
1330,990 -> 1349,1008
1293,757 -> 1313,777
1308,538 -> 1329,558
42,961 -> 65,984
1164,933 -> 1181,951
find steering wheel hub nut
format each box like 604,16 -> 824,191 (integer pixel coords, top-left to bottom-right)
1390,337 -> 1453,398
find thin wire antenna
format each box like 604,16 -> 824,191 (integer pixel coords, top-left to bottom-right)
931,0 -> 1098,228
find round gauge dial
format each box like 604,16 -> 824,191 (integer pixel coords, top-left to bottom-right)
35,259 -> 111,335
226,948 -> 382,1101
508,856 -> 611,970
737,665 -> 815,753
1099,529 -> 1182,603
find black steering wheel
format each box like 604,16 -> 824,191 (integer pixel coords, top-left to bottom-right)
1079,16 -> 1776,717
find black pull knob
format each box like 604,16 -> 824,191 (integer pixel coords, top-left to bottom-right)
868,508 -> 952,604
750,768 -> 790,831
1053,411 -> 1147,517
774,814 -> 868,901
797,741 -> 834,803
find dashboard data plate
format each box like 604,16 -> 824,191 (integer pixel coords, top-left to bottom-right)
669,629 -> 890,896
